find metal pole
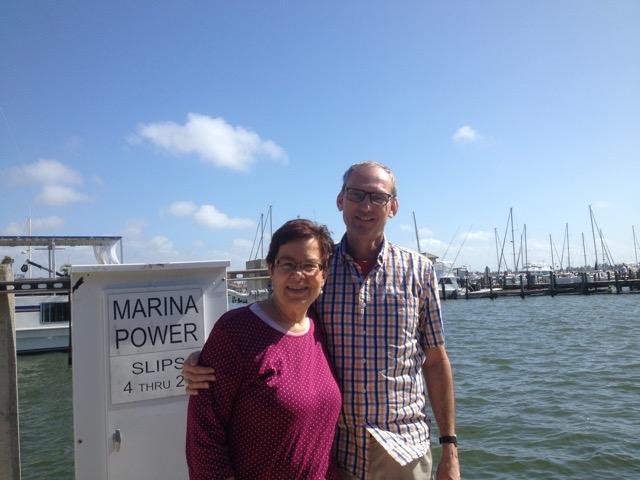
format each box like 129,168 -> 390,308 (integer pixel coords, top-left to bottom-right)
566,223 -> 571,271
589,205 -> 598,269
0,265 -> 21,480
510,208 -> 517,272
633,225 -> 638,266
524,224 -> 528,268
413,212 -> 422,254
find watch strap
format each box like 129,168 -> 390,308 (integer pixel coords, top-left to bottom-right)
439,435 -> 458,446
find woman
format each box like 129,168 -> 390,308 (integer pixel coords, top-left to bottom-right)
186,219 -> 341,480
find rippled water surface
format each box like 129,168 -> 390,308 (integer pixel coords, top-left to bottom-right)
17,351 -> 74,479
439,294 -> 640,479
17,294 -> 640,479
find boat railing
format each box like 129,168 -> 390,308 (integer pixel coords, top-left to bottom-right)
2,266 -> 272,306
0,277 -> 71,296
226,268 -> 271,303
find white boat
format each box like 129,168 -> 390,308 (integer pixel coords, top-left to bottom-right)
434,261 -> 463,299
14,293 -> 70,353
0,235 -> 122,354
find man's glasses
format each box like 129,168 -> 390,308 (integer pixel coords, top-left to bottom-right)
275,260 -> 324,276
344,187 -> 395,206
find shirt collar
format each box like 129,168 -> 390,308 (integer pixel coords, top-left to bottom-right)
337,234 -> 388,267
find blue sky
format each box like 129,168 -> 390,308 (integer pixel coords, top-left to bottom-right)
1,1 -> 639,272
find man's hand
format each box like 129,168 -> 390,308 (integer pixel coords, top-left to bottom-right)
436,443 -> 460,479
182,350 -> 216,395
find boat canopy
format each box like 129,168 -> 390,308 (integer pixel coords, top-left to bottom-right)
0,235 -> 122,265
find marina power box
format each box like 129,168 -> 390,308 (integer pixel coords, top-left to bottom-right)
71,261 -> 229,480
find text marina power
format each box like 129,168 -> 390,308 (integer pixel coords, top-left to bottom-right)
112,293 -> 200,349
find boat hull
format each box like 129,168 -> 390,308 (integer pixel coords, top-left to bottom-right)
16,324 -> 69,353
15,295 -> 70,354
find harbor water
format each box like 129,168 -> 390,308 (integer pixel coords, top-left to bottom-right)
17,294 -> 640,479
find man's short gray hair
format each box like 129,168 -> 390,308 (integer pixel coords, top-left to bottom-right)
341,161 -> 397,196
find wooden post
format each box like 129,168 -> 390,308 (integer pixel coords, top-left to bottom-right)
0,265 -> 21,480
465,273 -> 469,300
519,274 -> 525,299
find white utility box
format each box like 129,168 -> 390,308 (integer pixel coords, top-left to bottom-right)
71,261 -> 229,480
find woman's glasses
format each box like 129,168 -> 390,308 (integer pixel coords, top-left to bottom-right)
275,260 -> 324,275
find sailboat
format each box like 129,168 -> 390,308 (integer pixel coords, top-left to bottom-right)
412,212 -> 462,299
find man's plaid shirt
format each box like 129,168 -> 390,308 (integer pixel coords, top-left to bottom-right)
315,235 -> 445,479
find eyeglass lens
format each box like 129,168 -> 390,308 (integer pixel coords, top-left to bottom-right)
346,188 -> 392,206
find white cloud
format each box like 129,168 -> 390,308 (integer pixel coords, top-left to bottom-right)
194,205 -> 255,229
466,230 -> 494,242
8,158 -> 83,186
35,185 -> 92,207
132,113 -> 288,172
120,219 -> 148,241
2,216 -> 67,235
165,201 -> 255,230
4,158 -> 91,208
167,201 -> 198,217
400,223 -> 433,236
148,235 -> 177,255
453,125 -> 482,144
114,221 -> 182,263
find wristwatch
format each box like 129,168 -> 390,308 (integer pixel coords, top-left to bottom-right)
438,435 -> 458,446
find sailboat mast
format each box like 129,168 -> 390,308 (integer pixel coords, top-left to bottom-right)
566,223 -> 571,270
633,225 -> 638,265
27,216 -> 32,279
524,224 -> 528,267
413,212 -> 422,254
582,232 -> 587,268
260,213 -> 264,259
589,205 -> 598,269
510,208 -> 517,272
494,228 -> 501,274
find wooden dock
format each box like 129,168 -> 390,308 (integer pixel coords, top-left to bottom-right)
463,272 -> 640,299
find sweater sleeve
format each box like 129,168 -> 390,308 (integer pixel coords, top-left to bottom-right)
186,315 -> 245,479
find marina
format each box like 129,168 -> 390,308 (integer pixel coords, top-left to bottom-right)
12,294 -> 640,479
2,234 -> 639,478
458,269 -> 640,300
3,2 -> 638,477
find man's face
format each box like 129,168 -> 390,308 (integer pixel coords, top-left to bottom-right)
337,166 -> 398,242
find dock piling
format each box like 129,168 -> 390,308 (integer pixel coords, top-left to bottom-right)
0,265 -> 21,480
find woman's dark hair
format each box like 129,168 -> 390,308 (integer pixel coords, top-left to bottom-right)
266,219 -> 333,268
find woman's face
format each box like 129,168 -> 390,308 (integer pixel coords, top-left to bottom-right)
269,237 -> 326,308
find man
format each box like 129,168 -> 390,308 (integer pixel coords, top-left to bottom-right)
184,162 -> 460,480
